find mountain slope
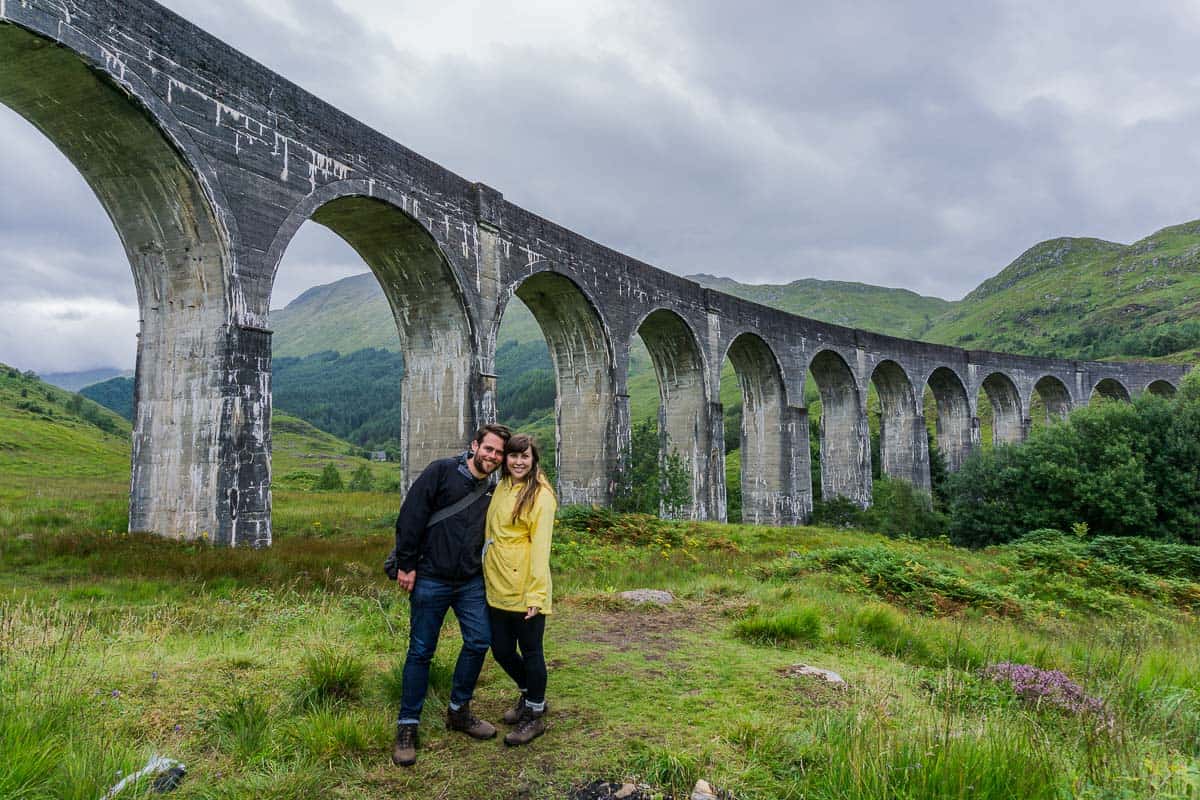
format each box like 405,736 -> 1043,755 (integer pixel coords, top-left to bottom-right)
688,274 -> 952,339
922,221 -> 1200,361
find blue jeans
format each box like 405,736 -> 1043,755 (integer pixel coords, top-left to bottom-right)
397,575 -> 491,724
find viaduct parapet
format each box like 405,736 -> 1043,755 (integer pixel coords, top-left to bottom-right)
1,1 -> 1189,544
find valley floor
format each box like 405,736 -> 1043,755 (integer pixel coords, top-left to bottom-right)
2,477 -> 1199,799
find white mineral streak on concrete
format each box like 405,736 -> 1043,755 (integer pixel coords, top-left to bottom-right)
99,45 -> 127,81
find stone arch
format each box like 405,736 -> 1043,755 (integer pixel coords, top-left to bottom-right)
809,349 -> 871,506
870,360 -> 929,492
1033,375 -> 1072,422
508,270 -> 615,506
724,332 -> 806,524
1147,379 -> 1177,398
0,22 -> 242,541
1091,378 -> 1131,403
634,308 -> 715,519
980,372 -> 1023,445
266,186 -> 478,491
926,367 -> 972,472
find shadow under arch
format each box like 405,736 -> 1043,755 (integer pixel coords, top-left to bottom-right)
266,186 -> 479,491
1033,375 -> 1073,423
634,308 -> 716,520
507,270 -> 616,506
1147,379 -> 1177,398
1091,378 -> 1131,403
980,372 -> 1023,445
725,331 -> 807,524
926,366 -> 972,472
870,360 -> 929,492
0,21 -> 242,541
809,349 -> 870,507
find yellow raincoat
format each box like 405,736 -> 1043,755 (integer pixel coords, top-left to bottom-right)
483,476 -> 556,614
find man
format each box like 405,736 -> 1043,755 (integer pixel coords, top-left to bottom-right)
390,423 -> 511,768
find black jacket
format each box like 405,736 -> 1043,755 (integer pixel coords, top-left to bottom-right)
393,453 -> 493,584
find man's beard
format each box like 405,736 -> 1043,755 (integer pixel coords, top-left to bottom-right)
472,451 -> 498,475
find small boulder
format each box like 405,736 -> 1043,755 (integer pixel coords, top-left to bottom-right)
618,589 -> 674,606
783,663 -> 847,687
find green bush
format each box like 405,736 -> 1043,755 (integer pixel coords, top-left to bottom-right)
1087,536 -> 1200,582
862,476 -> 947,539
764,546 -> 1020,616
313,464 -> 344,492
346,464 -> 374,492
946,384 -> 1200,547
734,606 -> 823,646
298,648 -> 364,706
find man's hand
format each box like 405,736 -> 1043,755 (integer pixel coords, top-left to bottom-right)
397,570 -> 416,593
525,606 -> 540,619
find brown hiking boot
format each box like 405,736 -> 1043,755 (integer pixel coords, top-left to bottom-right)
391,723 -> 418,767
446,702 -> 497,740
504,706 -> 545,747
503,695 -> 548,724
502,694 -> 527,725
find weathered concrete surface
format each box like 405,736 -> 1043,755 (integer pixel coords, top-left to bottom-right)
1,0 -> 1190,542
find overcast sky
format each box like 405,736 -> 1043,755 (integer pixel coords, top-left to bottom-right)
4,0 -> 1200,372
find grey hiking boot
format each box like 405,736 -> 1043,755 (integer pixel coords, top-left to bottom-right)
504,706 -> 545,747
446,702 -> 497,740
391,723 -> 418,767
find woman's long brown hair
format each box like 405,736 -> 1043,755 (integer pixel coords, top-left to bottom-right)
503,434 -> 554,524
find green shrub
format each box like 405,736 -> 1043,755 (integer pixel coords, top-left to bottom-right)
346,464 -> 374,492
862,476 -> 947,539
946,388 -> 1200,547
764,546 -> 1020,617
299,648 -> 364,705
313,464 -> 344,492
1087,536 -> 1200,582
734,606 -> 823,646
212,694 -> 271,759
628,741 -> 704,796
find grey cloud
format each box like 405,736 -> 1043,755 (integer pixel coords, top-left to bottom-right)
5,0 -> 1200,372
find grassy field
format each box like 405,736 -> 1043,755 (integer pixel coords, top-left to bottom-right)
3,366 -> 1198,799
4,480 -> 1199,799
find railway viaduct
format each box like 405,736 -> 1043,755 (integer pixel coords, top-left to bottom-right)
1,0 -> 1189,545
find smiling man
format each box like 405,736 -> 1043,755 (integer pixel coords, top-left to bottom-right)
389,423 -> 511,767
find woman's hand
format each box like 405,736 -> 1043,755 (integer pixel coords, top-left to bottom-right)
525,606 -> 540,619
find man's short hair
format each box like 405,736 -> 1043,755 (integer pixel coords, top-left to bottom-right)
473,423 -> 512,445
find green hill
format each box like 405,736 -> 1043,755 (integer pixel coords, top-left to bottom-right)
2,364 -> 396,503
922,220 -> 1200,362
688,274 -> 952,339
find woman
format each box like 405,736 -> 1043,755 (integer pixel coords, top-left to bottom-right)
483,433 -> 556,746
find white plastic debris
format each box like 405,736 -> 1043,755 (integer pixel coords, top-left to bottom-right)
100,755 -> 186,799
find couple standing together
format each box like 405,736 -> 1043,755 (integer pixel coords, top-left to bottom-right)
387,424 -> 555,767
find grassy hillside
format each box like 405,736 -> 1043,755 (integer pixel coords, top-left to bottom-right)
689,274 -> 952,339
923,220 -> 1200,361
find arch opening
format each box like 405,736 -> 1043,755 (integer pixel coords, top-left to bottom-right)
870,360 -> 929,492
0,23 -> 235,540
1033,375 -> 1072,425
1091,378 -> 1131,403
979,372 -> 1023,446
1147,379 -> 1177,398
809,350 -> 870,507
724,333 -> 802,524
636,309 -> 713,519
511,272 -> 615,506
926,367 -> 972,472
272,196 -> 478,491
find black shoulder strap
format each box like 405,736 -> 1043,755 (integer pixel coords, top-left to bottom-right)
427,478 -> 493,528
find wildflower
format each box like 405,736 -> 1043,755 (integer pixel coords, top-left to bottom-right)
111,689 -> 121,698
981,662 -> 1108,720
